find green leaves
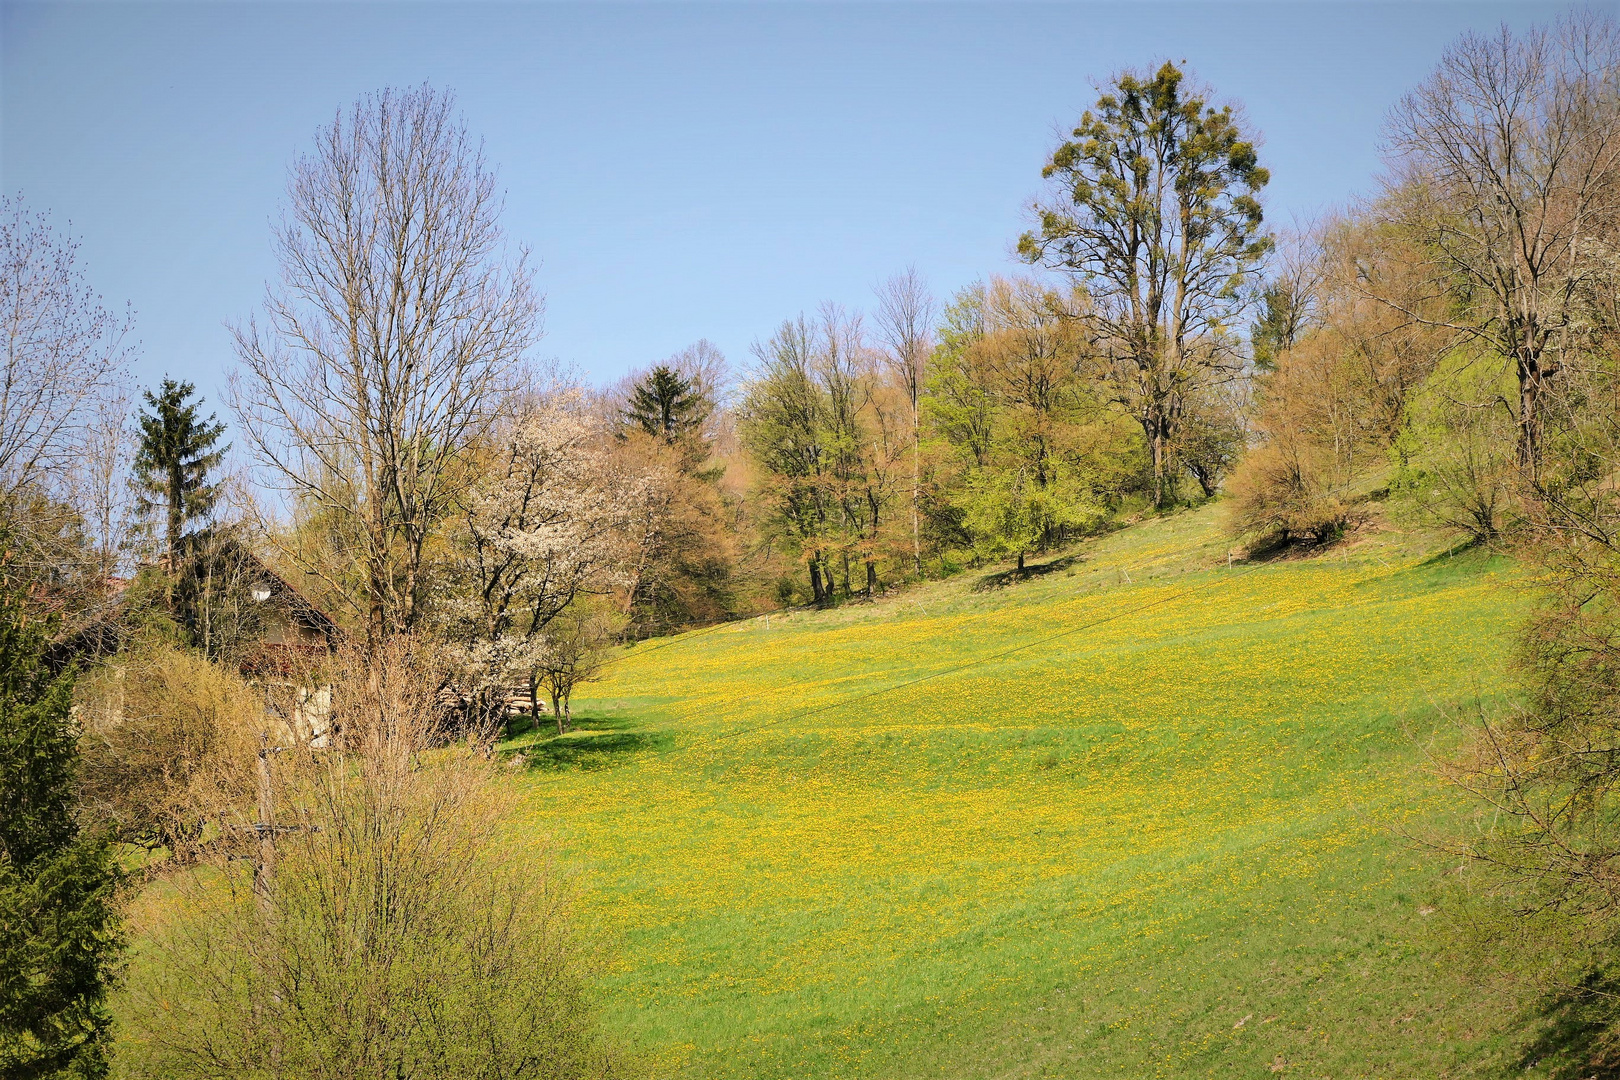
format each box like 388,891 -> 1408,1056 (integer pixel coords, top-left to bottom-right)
0,537 -> 124,1079
132,377 -> 228,563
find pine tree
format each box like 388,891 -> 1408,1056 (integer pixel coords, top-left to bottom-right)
133,378 -> 227,568
0,536 -> 124,1079
623,366 -> 710,445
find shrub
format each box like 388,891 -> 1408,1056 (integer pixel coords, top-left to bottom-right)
1225,440 -> 1350,548
76,642 -> 262,859
114,640 -> 633,1080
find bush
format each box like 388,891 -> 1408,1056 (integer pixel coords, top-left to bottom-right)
1389,365 -> 1520,545
113,640 -> 633,1080
76,643 -> 262,859
1224,440 -> 1350,548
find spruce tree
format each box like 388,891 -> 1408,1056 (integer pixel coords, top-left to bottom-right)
0,536 -> 124,1079
624,366 -> 710,445
133,378 -> 227,568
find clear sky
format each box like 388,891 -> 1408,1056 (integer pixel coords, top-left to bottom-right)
1,0 -> 1572,407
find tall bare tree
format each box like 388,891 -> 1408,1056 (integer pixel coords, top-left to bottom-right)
1020,62 -> 1271,507
872,268 -> 934,574
1383,11 -> 1620,474
232,85 -> 539,646
0,196 -> 133,504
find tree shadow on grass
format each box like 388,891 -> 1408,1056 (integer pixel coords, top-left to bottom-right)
974,553 -> 1084,591
1515,969 -> 1620,1079
507,713 -> 672,773
1413,534 -> 1488,568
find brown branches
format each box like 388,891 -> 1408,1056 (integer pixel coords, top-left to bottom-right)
231,85 -> 541,647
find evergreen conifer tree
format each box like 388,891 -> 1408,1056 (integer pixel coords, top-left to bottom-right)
0,536 -> 124,1078
624,366 -> 710,445
133,378 -> 227,568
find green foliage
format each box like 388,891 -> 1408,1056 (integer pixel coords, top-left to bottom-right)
624,365 -> 711,452
925,279 -> 1140,564
0,541 -> 124,1079
741,315 -> 882,603
1021,61 -> 1271,507
1387,357 -> 1520,544
133,378 -> 227,565
955,460 -> 1106,569
1249,281 -> 1310,373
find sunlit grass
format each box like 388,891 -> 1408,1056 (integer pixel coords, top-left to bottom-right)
504,504 -> 1529,1077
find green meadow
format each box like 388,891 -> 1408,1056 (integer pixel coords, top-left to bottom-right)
502,504 -> 1533,1078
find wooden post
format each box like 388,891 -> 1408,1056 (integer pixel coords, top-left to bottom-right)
253,733 -> 281,915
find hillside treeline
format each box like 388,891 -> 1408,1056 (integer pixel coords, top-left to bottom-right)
2,9 -> 1619,1075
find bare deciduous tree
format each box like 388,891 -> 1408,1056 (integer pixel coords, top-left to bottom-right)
0,195 -> 133,503
872,268 -> 934,574
231,85 -> 540,646
1383,11 -> 1620,473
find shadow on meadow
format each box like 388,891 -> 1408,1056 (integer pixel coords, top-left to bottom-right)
1515,969 -> 1620,1080
503,713 -> 671,771
973,552 -> 1085,591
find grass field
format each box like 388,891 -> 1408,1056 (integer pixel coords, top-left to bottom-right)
501,504 -> 1534,1078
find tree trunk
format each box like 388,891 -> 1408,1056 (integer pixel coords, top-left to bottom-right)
1017,550 -> 1026,574
1150,429 -> 1167,509
1518,352 -> 1547,479
911,408 -> 922,576
1190,462 -> 1217,499
552,689 -> 564,736
809,558 -> 826,605
528,670 -> 539,734
865,559 -> 877,598
167,463 -> 183,570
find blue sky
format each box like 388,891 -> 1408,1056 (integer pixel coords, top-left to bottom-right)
2,1 -> 1568,406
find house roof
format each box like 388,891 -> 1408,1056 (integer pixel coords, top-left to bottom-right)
45,536 -> 343,670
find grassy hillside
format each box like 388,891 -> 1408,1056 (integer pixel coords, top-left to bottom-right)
502,504 -> 1531,1078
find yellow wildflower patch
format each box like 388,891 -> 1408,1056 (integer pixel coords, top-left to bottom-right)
506,512 -> 1523,1077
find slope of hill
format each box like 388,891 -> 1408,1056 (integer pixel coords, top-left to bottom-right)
504,503 -> 1529,1078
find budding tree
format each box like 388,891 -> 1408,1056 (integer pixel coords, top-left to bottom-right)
1383,12 -> 1620,474
1021,62 -> 1271,507
872,268 -> 934,574
232,85 -> 539,646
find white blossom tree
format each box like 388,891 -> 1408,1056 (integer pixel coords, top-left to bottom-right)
440,396 -> 650,732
